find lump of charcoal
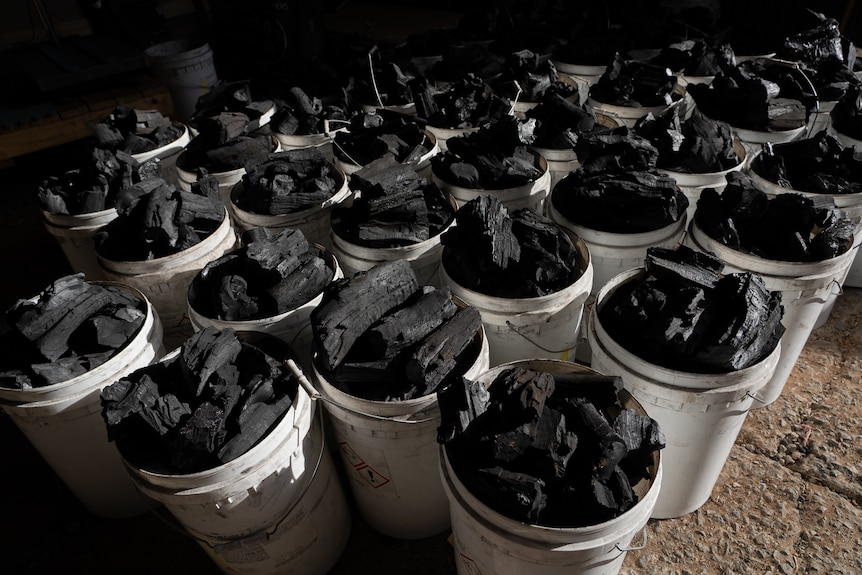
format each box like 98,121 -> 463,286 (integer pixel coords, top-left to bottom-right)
179,134 -> 276,175
589,53 -> 678,108
649,39 -> 736,77
492,49 -> 578,103
94,104 -> 181,153
439,366 -> 664,528
597,244 -> 785,373
333,110 -> 431,168
572,130 -> 659,173
525,91 -> 600,150
829,84 -> 862,139
101,327 -> 298,473
411,73 -> 509,129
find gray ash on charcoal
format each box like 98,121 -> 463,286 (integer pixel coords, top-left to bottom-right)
826,83 -> 862,139
776,14 -> 859,103
750,130 -> 862,195
0,274 -> 146,389
491,49 -> 578,104
232,149 -> 342,215
94,176 -> 225,261
93,104 -> 184,156
686,58 -> 816,132
332,109 -> 432,169
101,327 -> 297,474
441,195 -> 582,298
311,259 -> 483,402
598,245 -> 785,373
589,53 -> 679,108
431,116 -> 543,189
437,365 -> 664,527
270,87 -> 351,138
331,155 -> 455,248
38,147 -> 154,215
695,171 -> 856,262
550,131 -> 688,233
189,227 -> 334,321
524,91 -> 607,150
633,107 -> 740,173
648,39 -> 736,77
409,74 -> 510,129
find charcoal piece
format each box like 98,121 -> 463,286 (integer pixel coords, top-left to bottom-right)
139,393 -> 191,437
31,286 -> 112,362
567,397 -> 627,481
101,373 -> 162,430
93,123 -> 125,149
437,376 -> 491,444
176,191 -> 225,225
245,227 -> 309,280
590,466 -> 635,516
217,275 -> 259,321
644,244 -> 724,291
218,393 -> 293,463
589,53 -> 677,107
87,310 -> 145,349
442,195 -> 520,273
404,305 -> 483,398
548,374 -> 623,411
180,327 -> 244,396
612,409 -> 666,454
142,185 -> 180,248
488,367 -> 556,427
31,356 -> 89,384
311,259 -> 420,372
266,254 -> 332,313
192,176 -> 221,201
573,131 -> 659,173
177,402 -> 227,455
466,466 -> 547,524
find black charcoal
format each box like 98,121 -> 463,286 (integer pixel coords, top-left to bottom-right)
649,40 -> 736,77
93,104 -> 182,154
589,53 -> 678,108
332,110 -> 432,169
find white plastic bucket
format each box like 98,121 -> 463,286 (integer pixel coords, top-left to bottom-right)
125,358 -> 351,575
586,84 -> 683,129
187,246 -> 343,373
333,129 -> 439,180
551,60 -> 606,88
308,320 -> 490,539
228,166 -> 350,249
732,124 -> 807,160
130,124 -> 192,164
98,208 -> 237,347
0,283 -> 164,518
42,208 -> 118,281
144,40 -> 219,122
587,268 -> 780,518
686,220 -> 854,406
432,149 -> 552,213
441,359 -> 662,575
441,235 -> 593,367
425,125 -> 480,152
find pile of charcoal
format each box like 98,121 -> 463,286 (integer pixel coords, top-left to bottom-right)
431,116 -> 543,189
598,245 -> 785,373
633,107 -> 740,173
177,134 -> 277,176
332,110 -> 433,169
830,83 -> 862,139
525,91 -> 607,150
437,365 -> 665,527
749,130 -> 862,195
311,259 -> 483,401
270,86 -> 352,138
695,171 -> 856,262
409,74 -> 509,129
441,195 -> 582,298
551,131 -> 688,233
0,274 -> 147,389
101,327 -> 297,474
331,155 -> 456,248
648,39 -> 736,78
686,58 -> 815,132
232,149 -> 343,215
776,13 -> 859,103
94,177 -> 225,261
589,53 -> 678,108
189,227 -> 334,321
93,104 -> 185,156
491,49 -> 578,104
38,147 -> 156,215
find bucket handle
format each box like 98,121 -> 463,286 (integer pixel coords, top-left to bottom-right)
286,359 -> 439,425
507,81 -> 523,116
746,391 -> 767,405
368,45 -> 385,108
615,524 -> 649,552
504,320 -> 578,355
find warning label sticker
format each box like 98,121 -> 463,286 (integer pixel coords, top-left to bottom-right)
355,463 -> 390,488
337,441 -> 396,495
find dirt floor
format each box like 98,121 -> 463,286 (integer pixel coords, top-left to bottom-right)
1,146 -> 861,574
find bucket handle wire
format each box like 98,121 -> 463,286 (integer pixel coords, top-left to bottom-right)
504,320 -> 581,355
615,524 -> 649,552
286,359 -> 439,425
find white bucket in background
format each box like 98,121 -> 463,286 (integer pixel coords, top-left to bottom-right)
98,208 -> 237,349
187,246 -> 343,373
125,361 -> 352,575
657,138 -> 747,225
308,321 -> 490,539
441,359 -> 662,575
686,221 -> 854,407
551,60 -> 606,89
333,130 -> 439,180
42,208 -> 118,281
144,40 -> 219,123
441,236 -> 593,367
228,166 -> 350,250
588,268 -> 780,518
0,284 -> 164,518
432,149 -> 552,213
732,124 -> 807,161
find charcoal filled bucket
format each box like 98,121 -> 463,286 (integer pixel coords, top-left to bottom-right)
440,359 -> 662,575
588,268 -> 780,518
123,351 -> 351,575
425,125 -> 480,152
42,208 -> 118,281
308,321 -> 490,539
0,283 -> 164,518
686,220 -> 854,407
144,40 -> 219,122
334,130 -> 439,179
131,123 -> 191,185
228,167 -> 351,249
187,246 -> 343,372
441,235 -> 593,367
432,149 -> 552,213
98,208 -> 237,347
586,97 -> 680,129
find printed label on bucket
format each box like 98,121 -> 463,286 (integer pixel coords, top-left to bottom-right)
339,441 -> 395,495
